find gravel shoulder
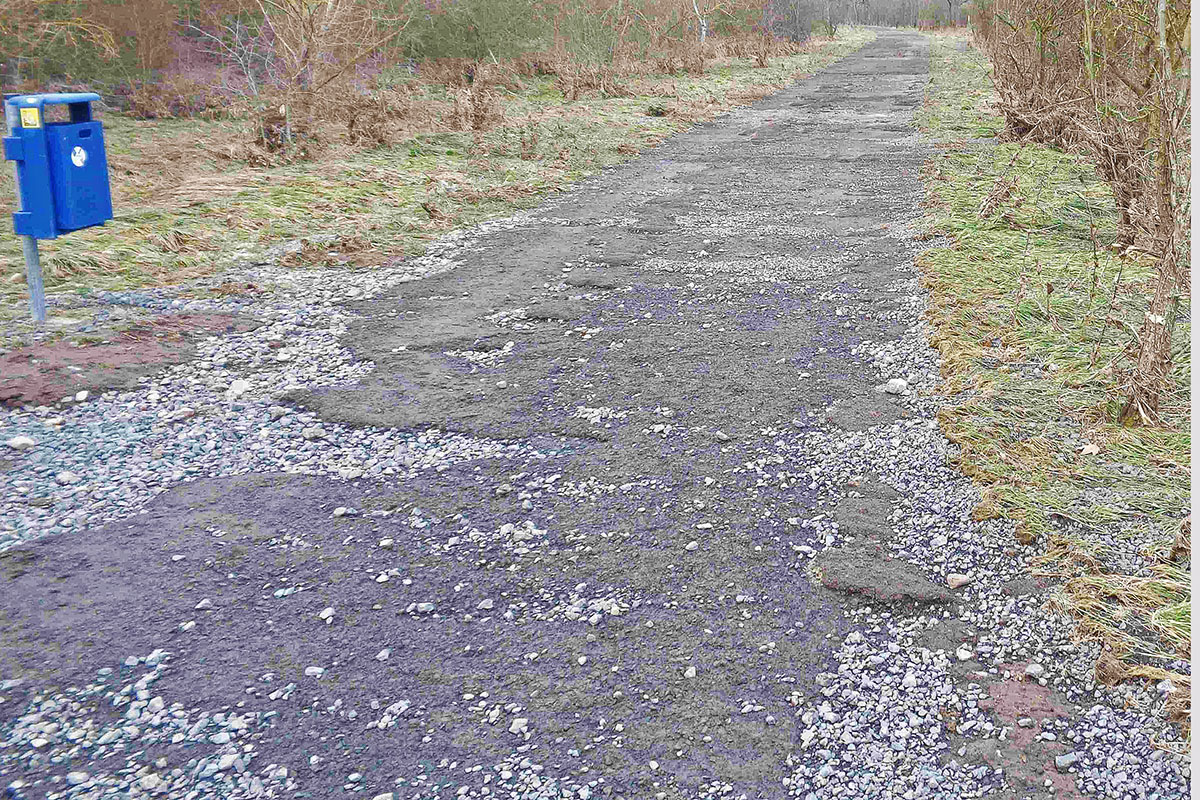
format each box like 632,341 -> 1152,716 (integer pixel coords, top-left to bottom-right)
0,29 -> 1188,800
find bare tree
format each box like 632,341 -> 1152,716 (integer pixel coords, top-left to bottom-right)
1117,0 -> 1190,423
255,0 -> 417,143
189,12 -> 277,100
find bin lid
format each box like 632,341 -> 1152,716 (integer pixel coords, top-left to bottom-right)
4,93 -> 101,111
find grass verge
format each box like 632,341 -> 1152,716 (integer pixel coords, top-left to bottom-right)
0,28 -> 875,325
916,32 -> 1190,734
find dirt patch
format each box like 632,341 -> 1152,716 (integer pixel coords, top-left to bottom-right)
1000,574 -> 1055,598
958,672 -> 1083,799
525,301 -> 584,321
565,271 -> 621,290
0,314 -> 257,408
917,617 -> 975,654
0,456 -> 851,799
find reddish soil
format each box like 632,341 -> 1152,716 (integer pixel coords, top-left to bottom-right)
0,314 -> 256,408
976,665 -> 1084,800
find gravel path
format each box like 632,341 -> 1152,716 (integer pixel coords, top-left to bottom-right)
0,30 -> 1188,800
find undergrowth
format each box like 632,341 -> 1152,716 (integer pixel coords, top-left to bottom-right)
916,33 -> 1190,734
0,28 -> 875,322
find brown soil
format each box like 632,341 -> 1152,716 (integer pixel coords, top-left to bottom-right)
972,668 -> 1084,799
0,314 -> 257,408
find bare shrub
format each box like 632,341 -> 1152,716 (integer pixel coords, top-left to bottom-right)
252,0 -> 416,152
416,58 -> 478,88
345,88 -> 416,146
123,75 -> 230,120
0,0 -> 117,86
90,0 -> 176,74
449,78 -> 504,132
553,61 -> 630,101
973,0 -> 1190,421
188,9 -> 278,101
473,61 -> 526,92
520,125 -> 539,160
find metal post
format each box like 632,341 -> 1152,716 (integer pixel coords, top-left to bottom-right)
3,98 -> 45,323
21,235 -> 44,322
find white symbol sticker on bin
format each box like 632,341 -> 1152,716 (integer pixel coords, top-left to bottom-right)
71,146 -> 88,168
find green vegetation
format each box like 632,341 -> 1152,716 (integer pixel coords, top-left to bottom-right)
917,33 -> 1189,727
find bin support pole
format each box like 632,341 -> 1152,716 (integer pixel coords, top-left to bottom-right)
3,100 -> 45,324
21,235 -> 44,322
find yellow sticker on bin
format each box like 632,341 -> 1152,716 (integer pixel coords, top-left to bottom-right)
19,107 -> 41,128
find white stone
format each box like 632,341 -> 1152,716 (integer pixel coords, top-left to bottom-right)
74,390 -> 89,402
684,540 -> 699,551
684,666 -> 697,679
883,378 -> 908,394
1024,663 -> 1045,678
477,599 -> 494,610
227,379 -> 251,398
304,666 -> 325,677
66,772 -> 89,786
509,718 -> 529,735
946,573 -> 972,589
5,435 -> 35,450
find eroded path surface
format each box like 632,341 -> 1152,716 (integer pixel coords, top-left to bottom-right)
0,30 -> 1187,800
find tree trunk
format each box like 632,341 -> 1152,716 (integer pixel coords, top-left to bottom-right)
1121,247 -> 1178,424
1120,0 -> 1180,425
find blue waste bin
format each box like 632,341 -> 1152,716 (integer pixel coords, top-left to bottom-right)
3,92 -> 114,239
